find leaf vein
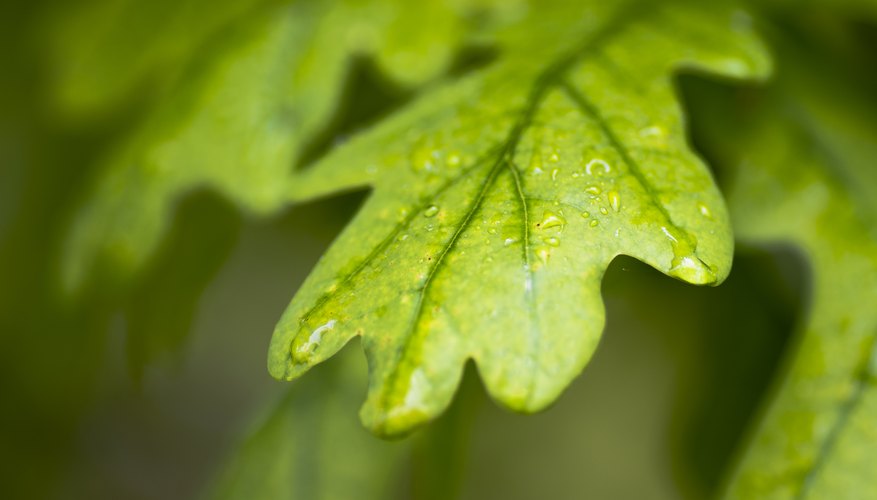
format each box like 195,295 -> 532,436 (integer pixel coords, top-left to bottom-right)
559,79 -> 694,247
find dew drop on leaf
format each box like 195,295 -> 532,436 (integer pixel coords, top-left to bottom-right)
447,152 -> 461,167
608,191 -> 621,212
291,319 -> 336,364
639,125 -> 666,139
660,226 -> 680,244
538,211 -> 566,231
537,248 -> 551,264
585,158 -> 610,175
410,140 -> 437,173
661,226 -> 716,283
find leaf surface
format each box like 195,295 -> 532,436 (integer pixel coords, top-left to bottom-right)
269,0 -> 770,436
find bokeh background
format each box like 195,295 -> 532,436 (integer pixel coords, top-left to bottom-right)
2,1 -> 874,499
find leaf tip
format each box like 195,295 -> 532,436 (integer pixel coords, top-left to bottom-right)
266,326 -> 302,382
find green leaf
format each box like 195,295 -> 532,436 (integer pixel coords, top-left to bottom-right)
269,0 -> 770,436
42,0 -> 509,117
207,347 -> 408,500
62,0 -> 511,290
722,101 -> 877,500
716,46 -> 877,499
40,0 -> 271,117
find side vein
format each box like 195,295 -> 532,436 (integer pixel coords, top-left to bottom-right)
507,159 -> 542,405
796,335 -> 877,499
294,148 -> 499,329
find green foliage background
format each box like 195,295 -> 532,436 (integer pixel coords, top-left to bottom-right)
1,0 -> 875,499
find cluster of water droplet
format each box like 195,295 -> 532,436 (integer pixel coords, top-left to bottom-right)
579,159 -> 623,227
409,137 -> 465,175
535,151 -> 624,230
533,210 -> 565,265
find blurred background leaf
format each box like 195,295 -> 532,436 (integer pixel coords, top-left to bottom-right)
680,8 -> 877,497
57,0 -> 522,294
206,346 -> 410,500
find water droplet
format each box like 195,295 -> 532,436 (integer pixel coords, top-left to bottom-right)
589,219 -> 599,227
447,152 -> 462,167
549,152 -> 560,163
426,224 -> 435,232
544,237 -> 560,246
585,185 -> 602,195
504,237 -> 518,246
410,141 -> 437,173
608,191 -> 621,212
551,168 -> 559,181
397,233 -> 409,241
529,149 -> 544,174
639,126 -> 665,138
662,226 -> 717,284
538,211 -> 566,231
600,207 -> 609,215
660,226 -> 678,243
585,159 -> 610,175
698,203 -> 712,218
488,227 -> 497,235
389,368 -> 430,418
537,248 -> 551,264
292,319 -> 336,363
581,211 -> 590,218
670,253 -> 716,283
424,205 -> 439,217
